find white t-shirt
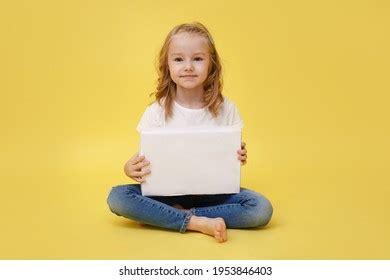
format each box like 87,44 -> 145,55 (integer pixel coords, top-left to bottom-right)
136,96 -> 243,132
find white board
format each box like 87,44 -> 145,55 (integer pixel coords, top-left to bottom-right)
140,126 -> 242,196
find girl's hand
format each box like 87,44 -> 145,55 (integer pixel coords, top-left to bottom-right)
124,153 -> 151,183
237,142 -> 247,166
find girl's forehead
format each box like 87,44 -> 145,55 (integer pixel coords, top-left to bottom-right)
169,32 -> 209,54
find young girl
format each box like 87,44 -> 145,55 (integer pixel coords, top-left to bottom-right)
107,22 -> 273,243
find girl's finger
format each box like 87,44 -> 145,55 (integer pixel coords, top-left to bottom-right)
130,154 -> 145,165
142,169 -> 151,176
136,155 -> 146,164
133,176 -> 142,183
238,154 -> 247,161
131,170 -> 148,177
241,142 -> 246,148
139,177 -> 146,183
134,160 -> 150,170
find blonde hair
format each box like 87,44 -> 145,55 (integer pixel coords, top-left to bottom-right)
151,22 -> 224,120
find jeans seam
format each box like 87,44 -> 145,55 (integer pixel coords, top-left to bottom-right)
197,204 -> 240,213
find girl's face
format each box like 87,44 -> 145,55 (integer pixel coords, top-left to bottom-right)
167,32 -> 211,93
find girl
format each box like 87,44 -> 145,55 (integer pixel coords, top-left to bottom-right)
107,22 -> 273,243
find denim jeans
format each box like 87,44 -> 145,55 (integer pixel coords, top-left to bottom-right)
107,184 -> 273,233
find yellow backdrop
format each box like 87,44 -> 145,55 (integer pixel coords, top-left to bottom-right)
1,0 -> 389,259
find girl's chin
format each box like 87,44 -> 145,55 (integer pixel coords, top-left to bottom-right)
177,86 -> 203,92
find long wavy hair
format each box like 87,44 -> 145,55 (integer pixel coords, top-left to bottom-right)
151,22 -> 224,121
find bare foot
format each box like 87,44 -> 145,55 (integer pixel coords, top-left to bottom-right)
187,216 -> 228,242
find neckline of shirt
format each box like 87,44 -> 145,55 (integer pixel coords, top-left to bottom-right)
173,100 -> 206,111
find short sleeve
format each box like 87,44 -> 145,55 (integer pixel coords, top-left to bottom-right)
136,102 -> 163,132
225,98 -> 244,128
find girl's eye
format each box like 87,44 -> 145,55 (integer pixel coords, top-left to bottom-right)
173,57 -> 203,62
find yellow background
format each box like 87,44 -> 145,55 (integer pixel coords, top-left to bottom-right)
1,0 -> 389,259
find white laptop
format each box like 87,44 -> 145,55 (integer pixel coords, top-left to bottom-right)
139,125 -> 242,196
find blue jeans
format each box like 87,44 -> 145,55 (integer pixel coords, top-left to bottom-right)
107,184 -> 273,233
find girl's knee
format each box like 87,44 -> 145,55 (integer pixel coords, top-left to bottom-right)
256,196 -> 273,227
107,186 -> 123,214
246,192 -> 273,227
106,184 -> 140,214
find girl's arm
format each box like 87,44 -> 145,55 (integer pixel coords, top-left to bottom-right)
237,142 -> 247,166
124,153 -> 151,183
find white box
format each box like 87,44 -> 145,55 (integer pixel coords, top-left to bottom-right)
140,126 -> 242,196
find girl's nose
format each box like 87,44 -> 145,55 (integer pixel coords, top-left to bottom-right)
184,62 -> 194,71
